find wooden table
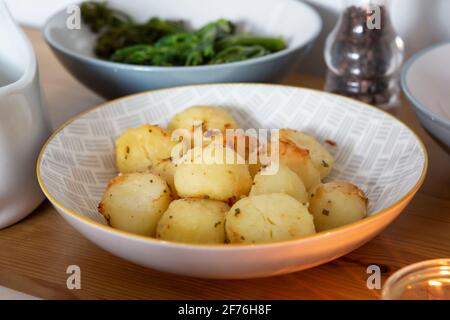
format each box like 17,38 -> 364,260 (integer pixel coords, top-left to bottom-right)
0,28 -> 448,300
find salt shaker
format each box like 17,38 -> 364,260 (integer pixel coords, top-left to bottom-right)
324,0 -> 404,109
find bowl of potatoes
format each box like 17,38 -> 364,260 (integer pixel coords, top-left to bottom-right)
37,84 -> 427,279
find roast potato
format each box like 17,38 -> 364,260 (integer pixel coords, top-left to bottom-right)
248,163 -> 261,179
309,181 -> 368,232
168,106 -> 238,135
156,198 -> 229,244
98,173 -> 172,236
225,193 -> 316,244
115,124 -> 176,173
228,132 -> 264,179
280,129 -> 334,178
174,144 -> 252,203
249,164 -> 308,204
149,158 -> 178,198
278,139 -> 321,191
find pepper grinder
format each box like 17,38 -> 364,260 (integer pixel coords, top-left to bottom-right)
324,0 -> 404,109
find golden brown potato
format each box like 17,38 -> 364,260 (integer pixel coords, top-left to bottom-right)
115,124 -> 176,173
174,144 -> 252,203
98,173 -> 172,236
278,139 -> 321,191
156,198 -> 229,244
309,181 -> 368,232
149,159 -> 178,198
280,129 -> 334,178
249,164 -> 308,204
168,106 -> 238,134
229,132 -> 263,179
225,194 -> 316,244
189,129 -> 266,180
248,163 -> 261,179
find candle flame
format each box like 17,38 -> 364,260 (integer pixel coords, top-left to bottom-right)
428,280 -> 443,287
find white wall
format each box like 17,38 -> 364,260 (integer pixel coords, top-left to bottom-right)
5,0 -> 450,74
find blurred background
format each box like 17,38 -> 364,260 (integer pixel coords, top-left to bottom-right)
5,0 -> 450,75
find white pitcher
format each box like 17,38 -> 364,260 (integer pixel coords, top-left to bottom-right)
0,1 -> 50,229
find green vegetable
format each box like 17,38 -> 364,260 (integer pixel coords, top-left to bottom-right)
112,45 -> 179,66
80,1 -> 286,66
80,1 -> 132,32
210,45 -> 269,64
155,33 -> 205,65
194,19 -> 236,60
216,35 -> 286,52
95,18 -> 184,58
197,19 -> 236,41
155,33 -> 199,48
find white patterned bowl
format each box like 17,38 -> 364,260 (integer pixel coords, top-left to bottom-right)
37,84 -> 427,279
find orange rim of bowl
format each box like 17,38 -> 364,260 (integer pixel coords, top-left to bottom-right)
36,83 -> 429,250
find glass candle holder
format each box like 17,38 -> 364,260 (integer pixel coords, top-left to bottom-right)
382,259 -> 450,300
324,0 -> 404,109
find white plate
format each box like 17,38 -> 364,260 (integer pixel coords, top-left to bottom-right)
37,84 -> 427,279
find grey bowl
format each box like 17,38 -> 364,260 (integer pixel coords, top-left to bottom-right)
43,0 -> 322,99
401,42 -> 450,150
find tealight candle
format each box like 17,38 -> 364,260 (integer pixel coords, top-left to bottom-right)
382,259 -> 450,300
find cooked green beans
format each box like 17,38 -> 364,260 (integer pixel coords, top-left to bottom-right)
81,1 -> 286,66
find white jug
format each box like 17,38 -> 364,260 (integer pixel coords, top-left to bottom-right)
0,1 -> 50,229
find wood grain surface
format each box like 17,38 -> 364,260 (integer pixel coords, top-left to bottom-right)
0,28 -> 448,300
